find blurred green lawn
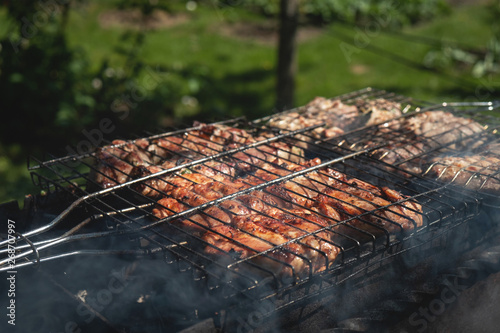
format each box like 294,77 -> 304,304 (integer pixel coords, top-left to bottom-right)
0,1 -> 498,204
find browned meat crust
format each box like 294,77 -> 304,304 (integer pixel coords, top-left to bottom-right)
267,97 -> 403,142
403,111 -> 485,149
203,209 -> 340,277
426,154 -> 500,193
361,111 -> 487,175
267,98 -> 352,140
354,98 -> 403,130
152,158 -> 423,278
93,123 -> 305,195
92,139 -> 151,188
93,97 -> 407,193
90,99 -> 429,278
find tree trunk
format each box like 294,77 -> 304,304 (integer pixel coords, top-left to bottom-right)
276,0 -> 299,111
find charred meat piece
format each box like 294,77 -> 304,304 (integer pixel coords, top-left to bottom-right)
355,111 -> 487,175
152,157 -> 423,277
94,123 -> 251,189
267,97 -> 356,141
94,123 -> 306,191
93,139 -> 152,188
152,169 -> 253,231
425,154 -> 500,193
147,124 -> 251,162
309,167 -> 423,238
145,123 -> 258,168
313,185 -> 422,241
403,111 -> 485,150
203,209 -> 340,278
367,138 -> 427,175
267,97 -> 404,142
129,160 -> 239,198
93,150 -> 133,188
354,98 -> 403,130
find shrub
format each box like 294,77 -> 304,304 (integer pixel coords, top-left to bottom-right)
214,0 -> 450,27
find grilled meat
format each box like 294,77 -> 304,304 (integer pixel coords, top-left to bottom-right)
403,111 -> 485,150
92,139 -> 152,188
354,98 -> 403,130
267,97 -> 356,141
367,138 -> 427,175
131,149 -> 307,199
315,184 -> 422,240
426,154 -> 500,193
204,209 -> 340,277
91,97 -> 433,279
94,123 -> 305,193
94,123 -> 249,189
147,123 -> 254,163
352,111 -> 487,175
267,97 -> 403,142
152,157 -> 423,277
93,97 -> 407,192
129,160 -> 238,198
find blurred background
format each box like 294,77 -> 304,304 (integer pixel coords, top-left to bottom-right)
0,0 -> 499,204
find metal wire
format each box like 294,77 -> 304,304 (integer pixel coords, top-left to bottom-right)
2,88 -> 499,300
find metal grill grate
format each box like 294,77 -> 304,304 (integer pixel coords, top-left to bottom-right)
2,87 -> 500,313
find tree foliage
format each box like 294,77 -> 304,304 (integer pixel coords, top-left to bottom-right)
0,0 -> 180,153
424,0 -> 500,79
230,0 -> 449,26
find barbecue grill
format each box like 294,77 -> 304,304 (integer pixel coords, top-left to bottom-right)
2,87 -> 500,332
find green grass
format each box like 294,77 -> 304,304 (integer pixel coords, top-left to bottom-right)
0,2 -> 499,204
293,4 -> 498,104
60,2 -> 500,107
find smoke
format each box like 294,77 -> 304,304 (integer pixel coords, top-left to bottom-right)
426,271 -> 500,333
